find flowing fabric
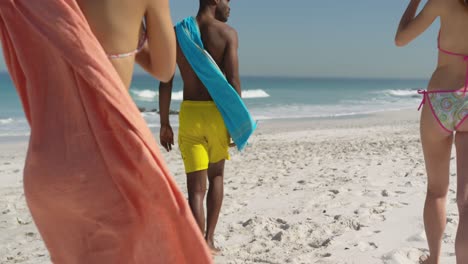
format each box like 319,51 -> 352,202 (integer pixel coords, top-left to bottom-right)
175,17 -> 256,151
0,1 -> 212,263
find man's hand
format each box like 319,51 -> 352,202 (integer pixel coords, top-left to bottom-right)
229,139 -> 236,148
160,124 -> 174,152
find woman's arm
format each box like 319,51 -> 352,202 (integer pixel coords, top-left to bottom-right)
395,0 -> 441,47
139,0 -> 176,82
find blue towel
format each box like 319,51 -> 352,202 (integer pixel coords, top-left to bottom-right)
175,17 -> 256,151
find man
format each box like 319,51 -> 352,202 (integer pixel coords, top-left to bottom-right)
159,0 -> 242,254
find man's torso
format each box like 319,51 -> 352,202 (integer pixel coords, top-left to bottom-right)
177,17 -> 232,101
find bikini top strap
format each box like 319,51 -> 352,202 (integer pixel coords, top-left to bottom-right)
438,30 -> 468,95
107,22 -> 147,60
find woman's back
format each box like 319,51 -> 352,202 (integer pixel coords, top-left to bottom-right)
396,0 -> 468,89
76,0 -> 146,87
439,0 -> 468,55
76,0 -> 175,87
432,0 -> 468,89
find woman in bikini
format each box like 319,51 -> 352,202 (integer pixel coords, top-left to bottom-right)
396,0 -> 468,263
0,0 -> 212,262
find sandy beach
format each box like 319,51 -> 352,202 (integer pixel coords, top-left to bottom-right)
0,109 -> 459,264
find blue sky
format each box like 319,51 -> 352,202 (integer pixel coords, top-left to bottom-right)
0,0 -> 438,78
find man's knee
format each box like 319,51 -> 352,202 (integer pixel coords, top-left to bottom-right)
188,188 -> 206,200
187,171 -> 208,195
208,172 -> 224,182
208,161 -> 225,179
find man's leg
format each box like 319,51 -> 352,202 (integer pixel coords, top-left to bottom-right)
187,170 -> 208,234
205,160 -> 225,252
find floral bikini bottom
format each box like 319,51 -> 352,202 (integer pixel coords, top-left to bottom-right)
418,89 -> 468,132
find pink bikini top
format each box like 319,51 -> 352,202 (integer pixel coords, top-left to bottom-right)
438,32 -> 468,95
107,28 -> 147,60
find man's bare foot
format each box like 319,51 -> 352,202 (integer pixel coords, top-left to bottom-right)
206,239 -> 221,255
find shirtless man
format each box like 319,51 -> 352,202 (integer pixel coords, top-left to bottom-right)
159,0 -> 240,253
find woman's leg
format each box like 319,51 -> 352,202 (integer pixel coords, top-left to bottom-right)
454,130 -> 468,263
420,105 -> 453,264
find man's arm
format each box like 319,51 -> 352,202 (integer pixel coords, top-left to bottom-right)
159,77 -> 173,126
223,28 -> 241,97
223,27 -> 241,147
159,76 -> 174,151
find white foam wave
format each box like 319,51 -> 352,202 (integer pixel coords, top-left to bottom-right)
130,89 -> 269,101
130,89 -> 184,101
385,89 -> 418,97
171,91 -> 184,101
130,89 -> 157,101
0,118 -> 13,124
242,89 -> 270,99
0,117 -> 30,137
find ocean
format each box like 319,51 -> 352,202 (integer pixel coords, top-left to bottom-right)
0,72 -> 427,137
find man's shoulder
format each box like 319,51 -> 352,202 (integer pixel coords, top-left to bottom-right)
210,20 -> 237,38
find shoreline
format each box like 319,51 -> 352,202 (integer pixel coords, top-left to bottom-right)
0,108 -> 421,140
256,108 -> 419,133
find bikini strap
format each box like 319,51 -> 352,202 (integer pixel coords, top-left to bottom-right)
107,25 -> 147,60
437,30 -> 468,96
417,89 -> 427,111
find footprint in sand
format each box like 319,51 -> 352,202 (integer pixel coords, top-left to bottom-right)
383,248 -> 428,264
356,241 -> 378,251
276,218 -> 290,231
25,232 -> 35,237
271,231 -> 283,241
308,238 -> 331,248
242,218 -> 253,227
16,217 -> 31,225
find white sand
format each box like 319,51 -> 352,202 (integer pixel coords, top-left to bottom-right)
0,110 -> 459,264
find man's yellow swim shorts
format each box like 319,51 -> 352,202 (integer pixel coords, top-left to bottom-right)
178,101 -> 230,173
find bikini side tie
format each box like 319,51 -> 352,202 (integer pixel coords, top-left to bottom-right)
418,89 -> 427,111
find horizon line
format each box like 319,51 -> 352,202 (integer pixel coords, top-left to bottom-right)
131,72 -> 428,81
0,70 -> 427,81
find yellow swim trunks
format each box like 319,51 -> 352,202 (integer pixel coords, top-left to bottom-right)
178,101 -> 230,173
